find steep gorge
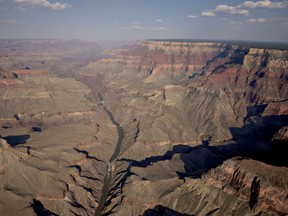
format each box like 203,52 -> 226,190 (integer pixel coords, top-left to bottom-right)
0,39 -> 287,215
77,40 -> 288,216
0,68 -> 119,215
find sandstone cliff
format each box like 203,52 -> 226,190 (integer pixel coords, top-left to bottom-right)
78,40 -> 288,144
77,40 -> 288,215
0,39 -> 287,216
0,67 -> 119,215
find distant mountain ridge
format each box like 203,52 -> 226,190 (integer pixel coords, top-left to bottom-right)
147,39 -> 288,50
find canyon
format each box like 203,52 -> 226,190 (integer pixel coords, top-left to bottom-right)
0,39 -> 287,216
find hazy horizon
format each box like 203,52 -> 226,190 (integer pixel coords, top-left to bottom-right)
0,0 -> 288,43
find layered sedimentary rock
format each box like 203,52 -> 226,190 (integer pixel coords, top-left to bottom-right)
77,40 -> 288,215
0,39 -> 287,215
0,39 -> 103,78
0,68 -> 119,215
78,40 -> 288,144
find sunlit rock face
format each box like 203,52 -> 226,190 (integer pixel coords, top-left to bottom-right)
0,67 -> 117,215
0,39 -> 287,215
76,40 -> 288,215
78,40 -> 288,144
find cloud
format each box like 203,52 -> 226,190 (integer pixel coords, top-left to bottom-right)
200,1 -> 287,20
200,1 -> 287,18
246,18 -> 267,23
155,19 -> 163,22
201,11 -> 216,17
240,0 -> 288,9
14,0 -> 70,10
150,27 -> 174,31
129,22 -> 144,30
131,21 -> 141,25
114,20 -> 119,24
202,4 -> 249,17
187,15 -> 198,18
129,25 -> 144,30
0,19 -> 21,24
230,21 -> 244,24
215,5 -> 249,15
120,24 -> 145,30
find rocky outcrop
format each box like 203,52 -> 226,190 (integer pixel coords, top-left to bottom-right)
102,147 -> 288,216
93,41 -> 230,82
204,158 -> 288,215
0,79 -> 22,88
76,40 -> 288,215
0,39 -> 287,216
0,68 -> 120,215
78,40 -> 288,145
12,69 -> 50,78
273,126 -> 288,140
0,69 -> 49,89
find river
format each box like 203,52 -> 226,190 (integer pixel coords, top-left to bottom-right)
94,93 -> 124,216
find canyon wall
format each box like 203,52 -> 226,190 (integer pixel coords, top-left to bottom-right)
0,68 -> 120,215
77,40 -> 288,215
78,40 -> 288,144
0,39 -> 287,215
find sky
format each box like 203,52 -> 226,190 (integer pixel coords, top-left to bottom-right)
0,0 -> 288,42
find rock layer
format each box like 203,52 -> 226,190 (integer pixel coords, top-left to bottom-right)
0,39 -> 287,216
78,40 -> 288,215
0,67 -> 118,215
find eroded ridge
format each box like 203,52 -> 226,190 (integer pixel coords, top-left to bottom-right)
0,39 -> 287,215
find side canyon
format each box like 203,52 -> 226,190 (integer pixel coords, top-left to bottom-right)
0,39 -> 287,216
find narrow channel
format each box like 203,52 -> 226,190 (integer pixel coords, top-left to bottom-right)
95,93 -> 124,216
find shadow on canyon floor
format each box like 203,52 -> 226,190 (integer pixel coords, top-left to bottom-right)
31,199 -> 58,216
104,107 -> 288,215
119,109 -> 288,179
1,134 -> 30,147
142,205 -> 192,216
